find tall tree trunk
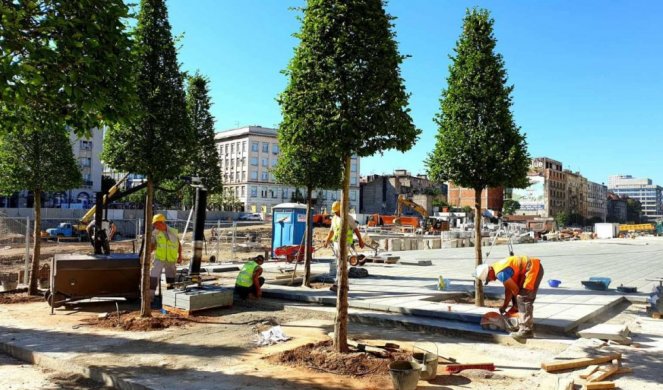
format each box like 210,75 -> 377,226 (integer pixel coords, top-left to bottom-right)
28,190 -> 41,295
334,155 -> 351,353
140,178 -> 154,317
474,187 -> 484,306
302,186 -> 313,288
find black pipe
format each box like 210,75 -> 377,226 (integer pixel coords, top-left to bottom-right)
94,192 -> 104,255
189,187 -> 207,276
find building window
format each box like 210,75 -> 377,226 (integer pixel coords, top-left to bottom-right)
230,143 -> 234,154
250,157 -> 258,166
242,141 -> 247,152
262,142 -> 269,153
261,171 -> 269,181
241,186 -> 245,197
272,144 -> 279,154
225,144 -> 229,154
250,170 -> 258,180
251,142 -> 259,152
271,159 -> 277,167
351,191 -> 357,201
350,176 -> 357,185
261,187 -> 268,198
282,188 -> 289,199
250,186 -> 257,197
351,163 -> 357,173
241,171 -> 245,181
262,158 -> 268,167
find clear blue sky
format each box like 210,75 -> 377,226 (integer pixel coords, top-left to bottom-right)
165,0 -> 663,186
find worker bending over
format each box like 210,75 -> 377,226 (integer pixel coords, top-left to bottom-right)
324,200 -> 364,292
474,255 -> 544,341
149,214 -> 182,304
235,255 -> 265,299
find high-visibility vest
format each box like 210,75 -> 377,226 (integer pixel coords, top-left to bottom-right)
236,261 -> 258,287
155,227 -> 179,263
331,215 -> 354,244
492,255 -> 528,287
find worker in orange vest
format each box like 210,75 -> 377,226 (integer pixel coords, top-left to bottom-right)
474,255 -> 544,341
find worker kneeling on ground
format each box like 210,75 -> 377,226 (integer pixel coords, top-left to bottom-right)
149,214 -> 182,305
235,255 -> 265,299
324,200 -> 364,293
474,255 -> 544,341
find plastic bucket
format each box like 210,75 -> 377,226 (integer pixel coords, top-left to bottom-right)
389,360 -> 420,390
411,343 -> 438,380
547,279 -> 561,288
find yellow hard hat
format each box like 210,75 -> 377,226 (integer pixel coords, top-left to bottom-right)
331,201 -> 341,213
152,214 -> 166,224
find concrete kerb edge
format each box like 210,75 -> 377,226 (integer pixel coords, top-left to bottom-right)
0,339 -> 152,390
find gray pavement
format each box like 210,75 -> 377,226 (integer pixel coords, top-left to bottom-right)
262,237 -> 663,334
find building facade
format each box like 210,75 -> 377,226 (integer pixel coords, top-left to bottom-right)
608,175 -> 662,217
215,126 -> 360,214
446,184 -> 504,211
1,128 -> 103,209
586,180 -> 608,222
564,170 -> 588,220
512,157 -> 566,217
607,192 -> 628,223
360,170 -> 444,214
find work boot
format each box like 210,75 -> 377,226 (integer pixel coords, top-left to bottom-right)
510,329 -> 533,341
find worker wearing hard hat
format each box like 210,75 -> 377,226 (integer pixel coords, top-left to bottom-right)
149,214 -> 182,305
474,256 -> 544,341
324,200 -> 365,292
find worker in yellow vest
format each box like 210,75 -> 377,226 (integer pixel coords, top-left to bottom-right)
324,200 -> 364,292
235,255 -> 265,299
474,255 -> 544,341
149,214 -> 182,303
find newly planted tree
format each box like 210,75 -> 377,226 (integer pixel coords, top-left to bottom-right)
426,9 -> 529,306
272,140 -> 342,287
102,0 -> 192,317
0,129 -> 81,294
0,0 -> 134,294
282,0 -> 419,352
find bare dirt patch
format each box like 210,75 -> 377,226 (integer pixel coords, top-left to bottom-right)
80,311 -> 190,331
0,290 -> 44,304
268,340 -> 412,377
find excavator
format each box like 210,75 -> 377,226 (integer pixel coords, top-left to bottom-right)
368,195 -> 449,233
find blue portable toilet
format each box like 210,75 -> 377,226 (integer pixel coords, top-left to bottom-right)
271,203 -> 312,256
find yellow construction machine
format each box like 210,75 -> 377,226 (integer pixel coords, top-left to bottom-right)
394,195 -> 449,233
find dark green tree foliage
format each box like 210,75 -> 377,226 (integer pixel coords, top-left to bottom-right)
185,73 -> 222,193
0,128 -> 81,294
502,199 -> 521,215
102,0 -> 192,317
426,9 -> 529,306
0,0 -> 135,136
282,0 -> 419,352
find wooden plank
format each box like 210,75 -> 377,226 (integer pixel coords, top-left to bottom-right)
444,363 -> 495,373
584,381 -> 615,390
587,365 -> 619,383
653,312 -> 662,320
579,364 -> 599,379
616,367 -> 633,375
541,353 -> 621,372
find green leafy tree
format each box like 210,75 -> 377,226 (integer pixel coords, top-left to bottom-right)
626,198 -> 642,223
272,134 -> 343,287
426,9 -> 530,306
102,0 -> 193,317
0,1 -> 135,137
185,73 -> 222,193
0,129 -> 81,294
281,0 -> 419,352
502,199 -> 521,216
101,176 -> 117,194
554,211 -> 569,228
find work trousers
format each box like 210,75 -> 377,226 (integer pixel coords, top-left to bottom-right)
149,259 -> 177,298
516,260 -> 544,333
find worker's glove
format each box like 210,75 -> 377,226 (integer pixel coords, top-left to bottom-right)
499,307 -> 507,315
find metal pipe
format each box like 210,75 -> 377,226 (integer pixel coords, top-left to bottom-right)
189,187 -> 207,276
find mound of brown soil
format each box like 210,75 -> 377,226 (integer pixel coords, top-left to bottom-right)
81,311 -> 189,331
268,340 -> 411,377
0,291 -> 43,304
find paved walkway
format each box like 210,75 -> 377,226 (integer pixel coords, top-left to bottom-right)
262,237 -> 663,334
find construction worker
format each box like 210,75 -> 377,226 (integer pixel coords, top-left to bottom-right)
474,255 -> 544,341
149,214 -> 182,304
324,200 -> 365,292
235,255 -> 265,299
86,219 -> 117,254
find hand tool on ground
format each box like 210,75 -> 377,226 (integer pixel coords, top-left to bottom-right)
480,310 -> 519,332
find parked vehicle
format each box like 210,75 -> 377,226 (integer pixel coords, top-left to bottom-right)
238,213 -> 263,221
45,222 -> 86,238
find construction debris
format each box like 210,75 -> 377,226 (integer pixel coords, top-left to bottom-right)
584,381 -> 615,389
256,325 -> 291,346
585,364 -> 619,382
578,364 -> 599,379
541,353 -> 621,372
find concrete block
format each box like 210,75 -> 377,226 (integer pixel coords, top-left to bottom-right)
163,286 -> 233,312
379,239 -> 389,251
431,239 -> 441,249
390,239 -> 401,252
417,239 -> 426,250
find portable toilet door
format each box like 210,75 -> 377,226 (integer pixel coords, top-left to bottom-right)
271,203 -> 312,257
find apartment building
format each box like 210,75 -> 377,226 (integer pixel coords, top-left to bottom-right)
446,184 -> 503,211
565,170 -> 588,219
586,180 -> 608,222
608,175 -> 663,217
215,126 -> 360,214
512,157 -> 566,217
